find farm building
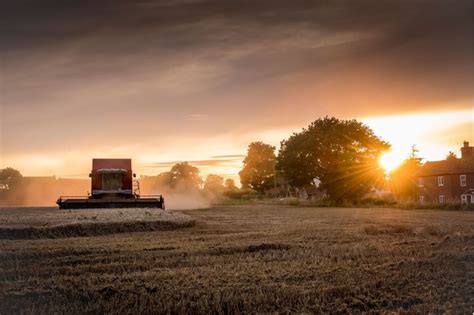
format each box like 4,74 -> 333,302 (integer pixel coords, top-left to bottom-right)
264,176 -> 326,200
297,185 -> 327,200
416,141 -> 474,204
264,176 -> 292,198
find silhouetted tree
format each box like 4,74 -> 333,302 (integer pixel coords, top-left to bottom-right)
168,162 -> 202,190
0,167 -> 23,191
204,174 -> 224,196
239,142 -> 276,194
224,178 -> 238,192
388,157 -> 423,201
277,117 -> 389,203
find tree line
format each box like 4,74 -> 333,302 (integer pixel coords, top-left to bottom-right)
139,162 -> 238,199
1,116 -> 434,205
239,117 -> 465,203
239,117 -> 390,203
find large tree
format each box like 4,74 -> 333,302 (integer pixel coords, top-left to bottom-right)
224,178 -> 238,192
203,174 -> 225,196
167,162 -> 202,190
277,117 -> 389,203
0,167 -> 23,191
239,142 -> 276,194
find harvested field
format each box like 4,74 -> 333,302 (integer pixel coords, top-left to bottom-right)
0,205 -> 473,313
0,208 -> 194,239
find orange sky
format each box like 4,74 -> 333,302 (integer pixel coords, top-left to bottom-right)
0,1 -> 472,182
2,109 -> 472,183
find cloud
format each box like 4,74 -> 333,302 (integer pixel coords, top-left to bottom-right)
211,154 -> 246,159
148,157 -> 243,168
186,114 -> 209,121
0,0 -> 472,174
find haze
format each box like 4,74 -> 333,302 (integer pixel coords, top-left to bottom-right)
1,0 -> 472,179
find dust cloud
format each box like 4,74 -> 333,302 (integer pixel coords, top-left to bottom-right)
1,177 -> 213,210
163,192 -> 210,210
0,178 -> 89,207
141,182 -> 211,210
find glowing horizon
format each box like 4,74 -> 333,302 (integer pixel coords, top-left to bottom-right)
364,109 -> 473,173
2,109 -> 472,183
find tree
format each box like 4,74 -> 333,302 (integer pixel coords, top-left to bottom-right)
388,157 -> 422,201
277,117 -> 390,203
224,178 -> 238,192
167,162 -> 202,190
239,142 -> 276,194
0,167 -> 23,191
203,174 -> 225,196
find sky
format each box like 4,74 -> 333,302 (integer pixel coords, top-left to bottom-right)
0,0 -> 473,181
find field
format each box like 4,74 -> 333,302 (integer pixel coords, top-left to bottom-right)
0,207 -> 194,239
1,205 -> 473,314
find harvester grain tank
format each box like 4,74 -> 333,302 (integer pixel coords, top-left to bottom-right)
57,159 -> 164,209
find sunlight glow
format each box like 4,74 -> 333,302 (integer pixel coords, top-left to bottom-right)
379,151 -> 406,173
3,110 -> 472,180
364,109 -> 473,162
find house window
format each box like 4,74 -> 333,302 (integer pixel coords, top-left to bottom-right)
418,177 -> 424,187
461,195 -> 467,204
460,175 -> 466,187
439,195 -> 445,204
419,195 -> 425,204
438,176 -> 444,187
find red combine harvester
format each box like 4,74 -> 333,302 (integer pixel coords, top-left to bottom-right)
57,159 -> 165,209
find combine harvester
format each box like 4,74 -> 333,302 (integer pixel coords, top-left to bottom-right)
57,159 -> 165,209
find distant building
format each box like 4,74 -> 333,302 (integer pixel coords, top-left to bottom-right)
264,176 -> 326,200
301,185 -> 327,201
416,141 -> 474,204
264,176 -> 292,198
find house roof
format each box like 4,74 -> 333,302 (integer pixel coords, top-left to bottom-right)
417,157 -> 474,177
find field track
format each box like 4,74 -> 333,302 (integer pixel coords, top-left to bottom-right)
1,205 -> 473,313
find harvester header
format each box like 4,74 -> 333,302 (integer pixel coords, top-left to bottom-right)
57,158 -> 164,209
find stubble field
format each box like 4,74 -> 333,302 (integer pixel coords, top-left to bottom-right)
1,204 -> 473,314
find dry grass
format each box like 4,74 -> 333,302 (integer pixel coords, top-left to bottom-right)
0,205 -> 473,313
0,208 -> 194,239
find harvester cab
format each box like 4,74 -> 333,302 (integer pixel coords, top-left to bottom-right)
57,159 -> 165,209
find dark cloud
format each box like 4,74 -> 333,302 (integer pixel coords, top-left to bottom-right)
2,1 -> 471,51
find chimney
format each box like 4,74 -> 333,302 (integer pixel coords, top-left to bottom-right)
461,141 -> 473,159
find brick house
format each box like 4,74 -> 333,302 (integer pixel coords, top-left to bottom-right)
416,141 -> 474,204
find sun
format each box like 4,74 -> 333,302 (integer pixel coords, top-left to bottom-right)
379,151 -> 405,174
